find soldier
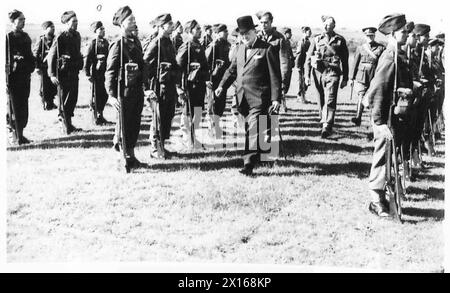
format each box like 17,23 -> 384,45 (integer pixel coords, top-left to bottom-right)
171,21 -> 183,53
142,20 -> 158,53
85,21 -> 110,125
295,26 -> 312,104
47,10 -> 84,134
365,13 -> 413,217
205,24 -> 231,138
305,16 -> 349,138
33,21 -> 57,111
216,15 -> 282,176
6,10 -> 35,145
143,13 -> 180,159
350,27 -> 385,126
176,20 -> 209,149
201,24 -> 213,50
257,11 -> 291,110
280,27 -> 295,96
428,38 -> 445,140
105,6 -> 145,169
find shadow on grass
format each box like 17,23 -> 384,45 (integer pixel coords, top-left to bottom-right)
406,186 -> 445,201
281,138 -> 372,156
402,207 -> 444,221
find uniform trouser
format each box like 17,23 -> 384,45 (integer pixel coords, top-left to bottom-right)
58,74 -> 79,119
297,68 -> 309,96
312,69 -> 340,129
113,92 -> 144,153
238,97 -> 271,167
150,87 -> 176,143
7,75 -> 31,134
38,70 -> 57,105
181,83 -> 206,141
91,75 -> 108,114
354,81 -> 369,120
412,90 -> 431,142
284,69 -> 292,94
207,84 -> 227,117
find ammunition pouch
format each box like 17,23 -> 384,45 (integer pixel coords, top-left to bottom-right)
187,62 -> 202,83
124,62 -> 140,88
158,62 -> 172,84
212,59 -> 225,78
12,55 -> 26,73
394,87 -> 414,118
95,54 -> 107,72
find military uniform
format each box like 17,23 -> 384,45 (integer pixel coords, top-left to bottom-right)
350,29 -> 385,125
176,34 -> 209,145
85,36 -> 109,122
171,33 -> 183,53
144,32 -> 180,154
306,29 -> 349,134
105,35 -> 145,157
201,33 -> 213,51
33,31 -> 57,110
47,25 -> 84,130
295,34 -> 311,99
6,26 -> 35,143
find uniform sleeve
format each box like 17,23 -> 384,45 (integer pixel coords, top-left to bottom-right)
84,39 -> 95,77
142,39 -> 158,90
76,34 -> 84,71
279,37 -> 291,91
47,35 -> 58,78
199,47 -> 209,82
105,40 -> 120,98
339,37 -> 349,81
176,42 -> 188,87
267,45 -> 282,102
365,54 -> 394,125
350,46 -> 361,80
33,37 -> 43,69
305,37 -> 316,77
205,42 -> 214,70
24,34 -> 36,74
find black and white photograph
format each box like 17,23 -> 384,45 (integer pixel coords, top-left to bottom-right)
1,0 -> 448,274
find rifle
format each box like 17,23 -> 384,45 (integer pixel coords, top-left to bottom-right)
118,37 -> 130,173
385,43 -> 402,223
91,38 -> 99,124
208,42 -> 216,136
6,33 -> 20,143
56,37 -> 70,134
153,37 -> 165,158
184,42 -> 195,147
349,80 -> 354,101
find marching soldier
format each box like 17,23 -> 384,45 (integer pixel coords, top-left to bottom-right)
295,26 -> 312,104
216,15 -> 282,176
305,16 -> 349,138
201,24 -> 213,50
365,13 -> 413,217
33,21 -> 57,111
176,20 -> 209,149
6,10 -> 35,145
281,27 -> 296,95
257,11 -> 291,110
350,27 -> 385,126
105,6 -> 145,169
428,38 -> 445,140
205,24 -> 231,138
85,21 -> 110,125
143,13 -> 180,159
47,10 -> 84,134
171,21 -> 184,53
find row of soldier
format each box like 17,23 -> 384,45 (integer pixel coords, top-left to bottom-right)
5,7 -> 446,217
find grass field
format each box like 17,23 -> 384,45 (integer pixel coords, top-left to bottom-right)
6,60 -> 445,271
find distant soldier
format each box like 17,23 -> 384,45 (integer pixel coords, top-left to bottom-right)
205,24 -> 231,138
216,15 -> 282,176
6,10 -> 35,145
280,27 -> 296,93
257,11 -> 291,109
350,27 -> 385,126
143,13 -> 180,159
295,26 -> 312,103
171,21 -> 183,53
201,24 -> 213,50
85,21 -> 110,125
176,20 -> 209,149
105,6 -> 145,169
33,21 -> 57,111
428,38 -> 445,140
47,10 -> 84,134
365,13 -> 413,217
305,16 -> 349,138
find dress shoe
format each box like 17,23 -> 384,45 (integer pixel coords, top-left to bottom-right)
369,201 -> 390,217
18,136 -> 31,145
239,165 -> 254,176
351,117 -> 361,126
321,128 -> 331,139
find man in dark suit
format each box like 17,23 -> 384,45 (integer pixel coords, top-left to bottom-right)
216,15 -> 282,176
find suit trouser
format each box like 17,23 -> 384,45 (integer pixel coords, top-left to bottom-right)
312,69 -> 340,129
368,123 -> 388,191
354,81 -> 369,120
150,86 -> 176,142
91,75 -> 108,113
59,75 -> 79,118
7,75 -> 31,132
39,70 -> 57,105
114,92 -> 144,153
238,97 -> 271,167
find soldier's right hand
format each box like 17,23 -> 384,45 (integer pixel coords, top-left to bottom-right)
215,87 -> 223,97
350,80 -> 354,87
108,96 -> 120,111
304,77 -> 311,86
50,76 -> 59,86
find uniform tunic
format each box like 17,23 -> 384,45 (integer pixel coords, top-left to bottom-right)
33,34 -> 57,106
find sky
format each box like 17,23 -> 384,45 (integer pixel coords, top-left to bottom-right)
2,0 -> 448,35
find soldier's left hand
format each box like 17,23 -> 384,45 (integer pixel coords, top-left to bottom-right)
206,81 -> 213,89
340,80 -> 347,89
270,101 -> 281,114
145,90 -> 157,101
